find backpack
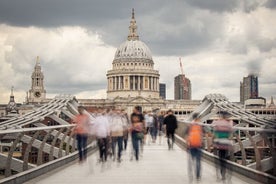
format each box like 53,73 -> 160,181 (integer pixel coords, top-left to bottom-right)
188,124 -> 202,148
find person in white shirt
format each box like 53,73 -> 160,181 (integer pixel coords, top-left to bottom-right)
110,109 -> 127,162
93,107 -> 110,162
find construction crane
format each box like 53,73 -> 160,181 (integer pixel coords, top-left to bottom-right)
179,57 -> 188,92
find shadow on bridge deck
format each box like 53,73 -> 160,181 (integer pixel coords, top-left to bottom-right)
25,137 -> 260,184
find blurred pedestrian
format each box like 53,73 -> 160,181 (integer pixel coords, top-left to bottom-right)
157,111 -> 165,144
150,113 -> 158,143
163,109 -> 178,150
93,107 -> 110,162
121,109 -> 130,150
73,106 -> 89,163
185,113 -> 204,181
110,109 -> 127,162
130,106 -> 145,161
211,111 -> 233,181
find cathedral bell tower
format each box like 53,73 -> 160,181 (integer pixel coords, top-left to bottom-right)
27,56 -> 46,103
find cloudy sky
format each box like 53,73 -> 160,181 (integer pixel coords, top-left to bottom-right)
0,0 -> 275,104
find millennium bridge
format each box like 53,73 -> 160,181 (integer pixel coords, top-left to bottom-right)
0,94 -> 275,184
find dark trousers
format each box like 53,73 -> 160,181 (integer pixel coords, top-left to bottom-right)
97,138 -> 108,162
123,131 -> 129,150
131,132 -> 140,160
166,130 -> 175,149
189,148 -> 201,179
76,134 -> 88,161
218,149 -> 227,179
123,137 -> 128,150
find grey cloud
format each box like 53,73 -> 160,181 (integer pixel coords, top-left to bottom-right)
43,61 -> 107,93
256,38 -> 276,52
246,59 -> 262,76
240,0 -> 264,13
0,0 -> 132,27
265,0 -> 276,9
0,0 -> 226,56
185,0 -> 239,12
139,5 -> 225,55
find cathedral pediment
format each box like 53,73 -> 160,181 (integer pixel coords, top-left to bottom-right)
128,96 -> 151,104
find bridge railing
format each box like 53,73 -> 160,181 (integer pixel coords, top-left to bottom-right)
0,124 -> 98,184
0,125 -> 80,178
175,121 -> 276,183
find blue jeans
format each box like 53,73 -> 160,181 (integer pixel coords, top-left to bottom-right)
188,147 -> 201,179
132,132 -> 141,160
111,136 -> 123,160
76,134 -> 88,161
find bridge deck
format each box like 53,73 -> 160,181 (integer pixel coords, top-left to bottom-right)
25,137 -> 261,184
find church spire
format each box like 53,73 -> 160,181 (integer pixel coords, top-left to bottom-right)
270,96 -> 275,105
127,8 -> 139,41
36,56 -> 40,65
268,96 -> 275,108
6,86 -> 18,114
11,86 -> 14,97
9,86 -> 15,104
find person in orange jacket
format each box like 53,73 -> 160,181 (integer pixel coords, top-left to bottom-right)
73,106 -> 89,163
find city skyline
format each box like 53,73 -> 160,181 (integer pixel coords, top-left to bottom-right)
0,0 -> 275,103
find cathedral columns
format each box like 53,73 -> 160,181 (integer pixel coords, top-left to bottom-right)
118,76 -> 121,89
113,77 -> 115,90
124,76 -> 129,90
138,75 -> 140,90
108,74 -> 159,92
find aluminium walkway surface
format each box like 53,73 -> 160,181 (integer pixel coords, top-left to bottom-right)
25,136 -> 261,184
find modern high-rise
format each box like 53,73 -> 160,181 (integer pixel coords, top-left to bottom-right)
159,83 -> 166,99
174,74 -> 191,100
240,74 -> 258,103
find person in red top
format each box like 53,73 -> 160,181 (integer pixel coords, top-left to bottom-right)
73,106 -> 89,163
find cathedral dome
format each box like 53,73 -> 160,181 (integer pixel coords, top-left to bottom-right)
114,40 -> 152,60
107,9 -> 160,100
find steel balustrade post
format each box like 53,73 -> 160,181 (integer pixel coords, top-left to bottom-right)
66,129 -> 75,155
244,131 -> 262,171
23,130 -> 41,171
58,128 -> 71,158
261,132 -> 276,175
234,132 -> 247,166
49,128 -> 64,161
37,129 -> 54,165
5,132 -> 24,177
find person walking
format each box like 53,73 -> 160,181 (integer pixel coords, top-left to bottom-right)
130,106 -> 145,161
211,111 -> 233,181
150,113 -> 158,143
121,109 -> 130,150
163,109 -> 178,150
185,113 -> 204,181
93,107 -> 110,163
110,109 -> 127,162
157,111 -> 165,144
72,106 -> 89,164
146,112 -> 155,144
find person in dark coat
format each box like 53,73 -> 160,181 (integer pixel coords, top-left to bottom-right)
163,109 -> 178,150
